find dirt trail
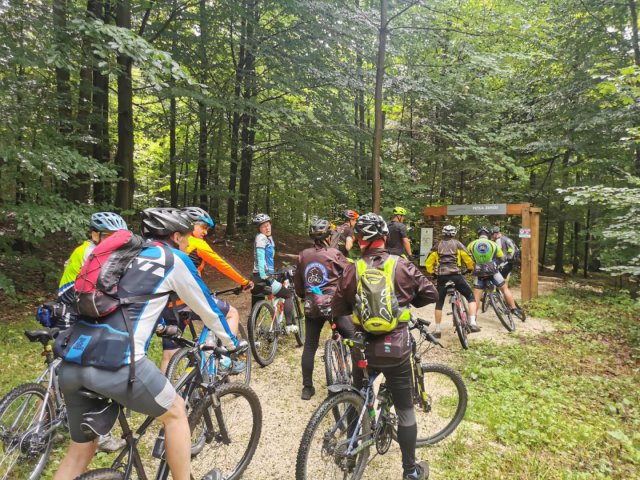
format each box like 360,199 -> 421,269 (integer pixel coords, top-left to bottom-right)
217,277 -> 562,480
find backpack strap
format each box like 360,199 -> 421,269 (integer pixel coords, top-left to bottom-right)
383,255 -> 410,322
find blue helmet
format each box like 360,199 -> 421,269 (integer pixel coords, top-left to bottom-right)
181,206 -> 214,228
90,212 -> 127,232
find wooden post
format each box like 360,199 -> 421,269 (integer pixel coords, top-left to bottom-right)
530,207 -> 542,298
521,207 -> 532,301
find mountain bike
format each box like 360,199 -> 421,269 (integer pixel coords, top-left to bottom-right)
321,306 -> 352,387
0,328 -> 66,480
444,281 -> 471,349
167,287 -> 251,386
296,317 -> 468,479
77,327 -> 262,480
480,283 -> 515,332
248,266 -> 305,367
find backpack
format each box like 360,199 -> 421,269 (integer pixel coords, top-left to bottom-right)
354,256 -> 407,334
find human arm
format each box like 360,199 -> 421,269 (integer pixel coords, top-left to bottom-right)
294,254 -> 305,298
457,241 -> 474,271
331,262 -> 356,317
192,238 -> 251,287
424,251 -> 439,275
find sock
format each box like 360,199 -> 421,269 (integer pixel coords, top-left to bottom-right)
434,323 -> 441,332
469,315 -> 477,325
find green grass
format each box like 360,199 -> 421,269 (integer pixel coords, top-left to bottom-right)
427,287 -> 639,479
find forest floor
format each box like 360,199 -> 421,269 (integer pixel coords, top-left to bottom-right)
0,235 -> 637,479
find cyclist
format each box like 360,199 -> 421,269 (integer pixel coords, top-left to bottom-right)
332,213 -> 437,480
251,213 -> 297,334
53,208 -> 241,480
491,226 -> 519,283
56,211 -> 127,453
158,206 -> 253,373
387,206 -> 412,258
468,226 -> 523,319
330,209 -> 359,256
425,225 -> 479,337
294,218 -> 354,400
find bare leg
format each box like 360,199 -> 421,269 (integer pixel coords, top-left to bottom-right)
473,288 -> 482,309
159,395 -> 191,480
161,348 -> 178,374
499,284 -> 516,309
434,309 -> 442,330
226,305 -> 240,336
53,438 -> 98,480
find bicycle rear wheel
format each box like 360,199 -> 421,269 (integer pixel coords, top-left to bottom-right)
0,382 -> 56,480
75,468 -> 125,479
296,391 -> 369,480
247,300 -> 279,367
452,300 -> 469,350
490,293 -> 515,332
324,340 -> 351,386
189,383 -> 262,480
413,363 -> 468,445
294,296 -> 305,346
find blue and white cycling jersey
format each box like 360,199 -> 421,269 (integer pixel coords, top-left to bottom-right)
253,233 -> 275,278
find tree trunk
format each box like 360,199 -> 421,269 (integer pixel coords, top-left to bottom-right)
169,96 -> 177,207
211,115 -> 224,220
583,206 -> 591,278
53,0 -> 71,135
629,0 -> 640,175
571,220 -> 581,274
197,101 -> 208,209
553,151 -> 571,273
370,0 -> 388,213
114,0 -> 134,211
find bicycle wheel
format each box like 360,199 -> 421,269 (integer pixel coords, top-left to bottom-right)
452,300 -> 469,350
75,468 -> 125,479
514,300 -> 526,322
189,383 -> 262,480
233,323 -> 252,385
248,300 -> 279,367
323,339 -> 350,386
490,293 -> 515,332
294,296 -> 305,346
413,363 -> 468,446
296,391 -> 369,480
0,383 -> 56,480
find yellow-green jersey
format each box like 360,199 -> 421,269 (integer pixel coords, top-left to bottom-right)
58,240 -> 95,303
467,237 -> 504,277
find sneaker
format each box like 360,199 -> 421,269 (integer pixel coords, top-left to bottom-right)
432,331 -> 441,339
220,359 -> 246,375
301,386 -> 315,400
469,324 -> 481,333
97,434 -> 126,453
285,324 -> 299,335
403,460 -> 429,480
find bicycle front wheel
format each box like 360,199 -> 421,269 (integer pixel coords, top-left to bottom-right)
414,363 -> 468,445
324,340 -> 350,386
248,300 -> 279,367
452,300 -> 469,350
296,391 -> 369,480
75,468 -> 124,479
189,383 -> 262,480
490,293 -> 515,332
0,383 -> 56,480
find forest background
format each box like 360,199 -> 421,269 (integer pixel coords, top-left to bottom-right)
1,0 -> 639,297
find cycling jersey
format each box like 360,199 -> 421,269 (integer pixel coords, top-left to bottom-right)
425,239 -> 473,276
386,220 -> 408,256
295,245 -> 350,299
186,236 -> 249,286
253,233 -> 275,278
58,240 -> 95,304
467,238 -> 504,265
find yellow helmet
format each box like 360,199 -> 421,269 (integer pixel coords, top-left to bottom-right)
393,206 -> 407,216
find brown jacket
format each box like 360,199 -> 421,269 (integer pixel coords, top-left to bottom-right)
295,245 -> 351,299
332,248 -> 438,317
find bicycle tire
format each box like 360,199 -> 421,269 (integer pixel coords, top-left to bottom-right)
323,339 -> 350,386
514,300 -> 526,322
413,363 -> 468,446
248,300 -> 279,367
0,382 -> 56,480
490,293 -> 515,332
296,391 -> 369,480
188,383 -> 262,480
294,296 -> 305,346
452,301 -> 469,350
75,468 -> 125,480
233,323 -> 252,385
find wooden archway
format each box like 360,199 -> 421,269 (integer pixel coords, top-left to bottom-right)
423,203 -> 542,301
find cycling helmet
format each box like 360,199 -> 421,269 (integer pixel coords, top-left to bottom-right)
90,212 -> 127,232
392,206 -> 407,216
182,206 -> 214,228
252,213 -> 271,226
354,213 -> 388,241
477,226 -> 491,236
442,225 -> 457,237
491,226 -> 501,234
309,218 -> 332,241
141,208 -> 192,238
342,210 -> 359,221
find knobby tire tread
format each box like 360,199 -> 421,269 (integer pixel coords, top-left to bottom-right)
452,301 -> 469,350
491,294 -> 515,332
75,468 -> 125,480
248,300 -> 278,367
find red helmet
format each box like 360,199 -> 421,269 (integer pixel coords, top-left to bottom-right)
342,210 -> 359,221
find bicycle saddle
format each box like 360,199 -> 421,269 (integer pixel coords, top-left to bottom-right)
80,396 -> 121,438
24,328 -> 60,343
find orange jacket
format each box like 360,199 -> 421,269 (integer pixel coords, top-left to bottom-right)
186,237 -> 250,286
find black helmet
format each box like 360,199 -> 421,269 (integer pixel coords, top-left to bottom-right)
90,212 -> 127,232
182,207 -> 214,228
442,225 -> 457,236
141,208 -> 192,238
309,218 -> 332,241
355,213 -> 389,242
252,213 -> 271,226
491,226 -> 501,234
477,226 -> 490,236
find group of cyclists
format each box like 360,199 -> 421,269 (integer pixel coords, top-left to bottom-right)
31,205 -> 524,480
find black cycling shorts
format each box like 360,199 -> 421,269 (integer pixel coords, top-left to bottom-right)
435,274 -> 474,310
499,261 -> 514,279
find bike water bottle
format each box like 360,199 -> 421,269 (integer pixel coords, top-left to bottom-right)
204,330 -> 217,375
152,428 -> 165,459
